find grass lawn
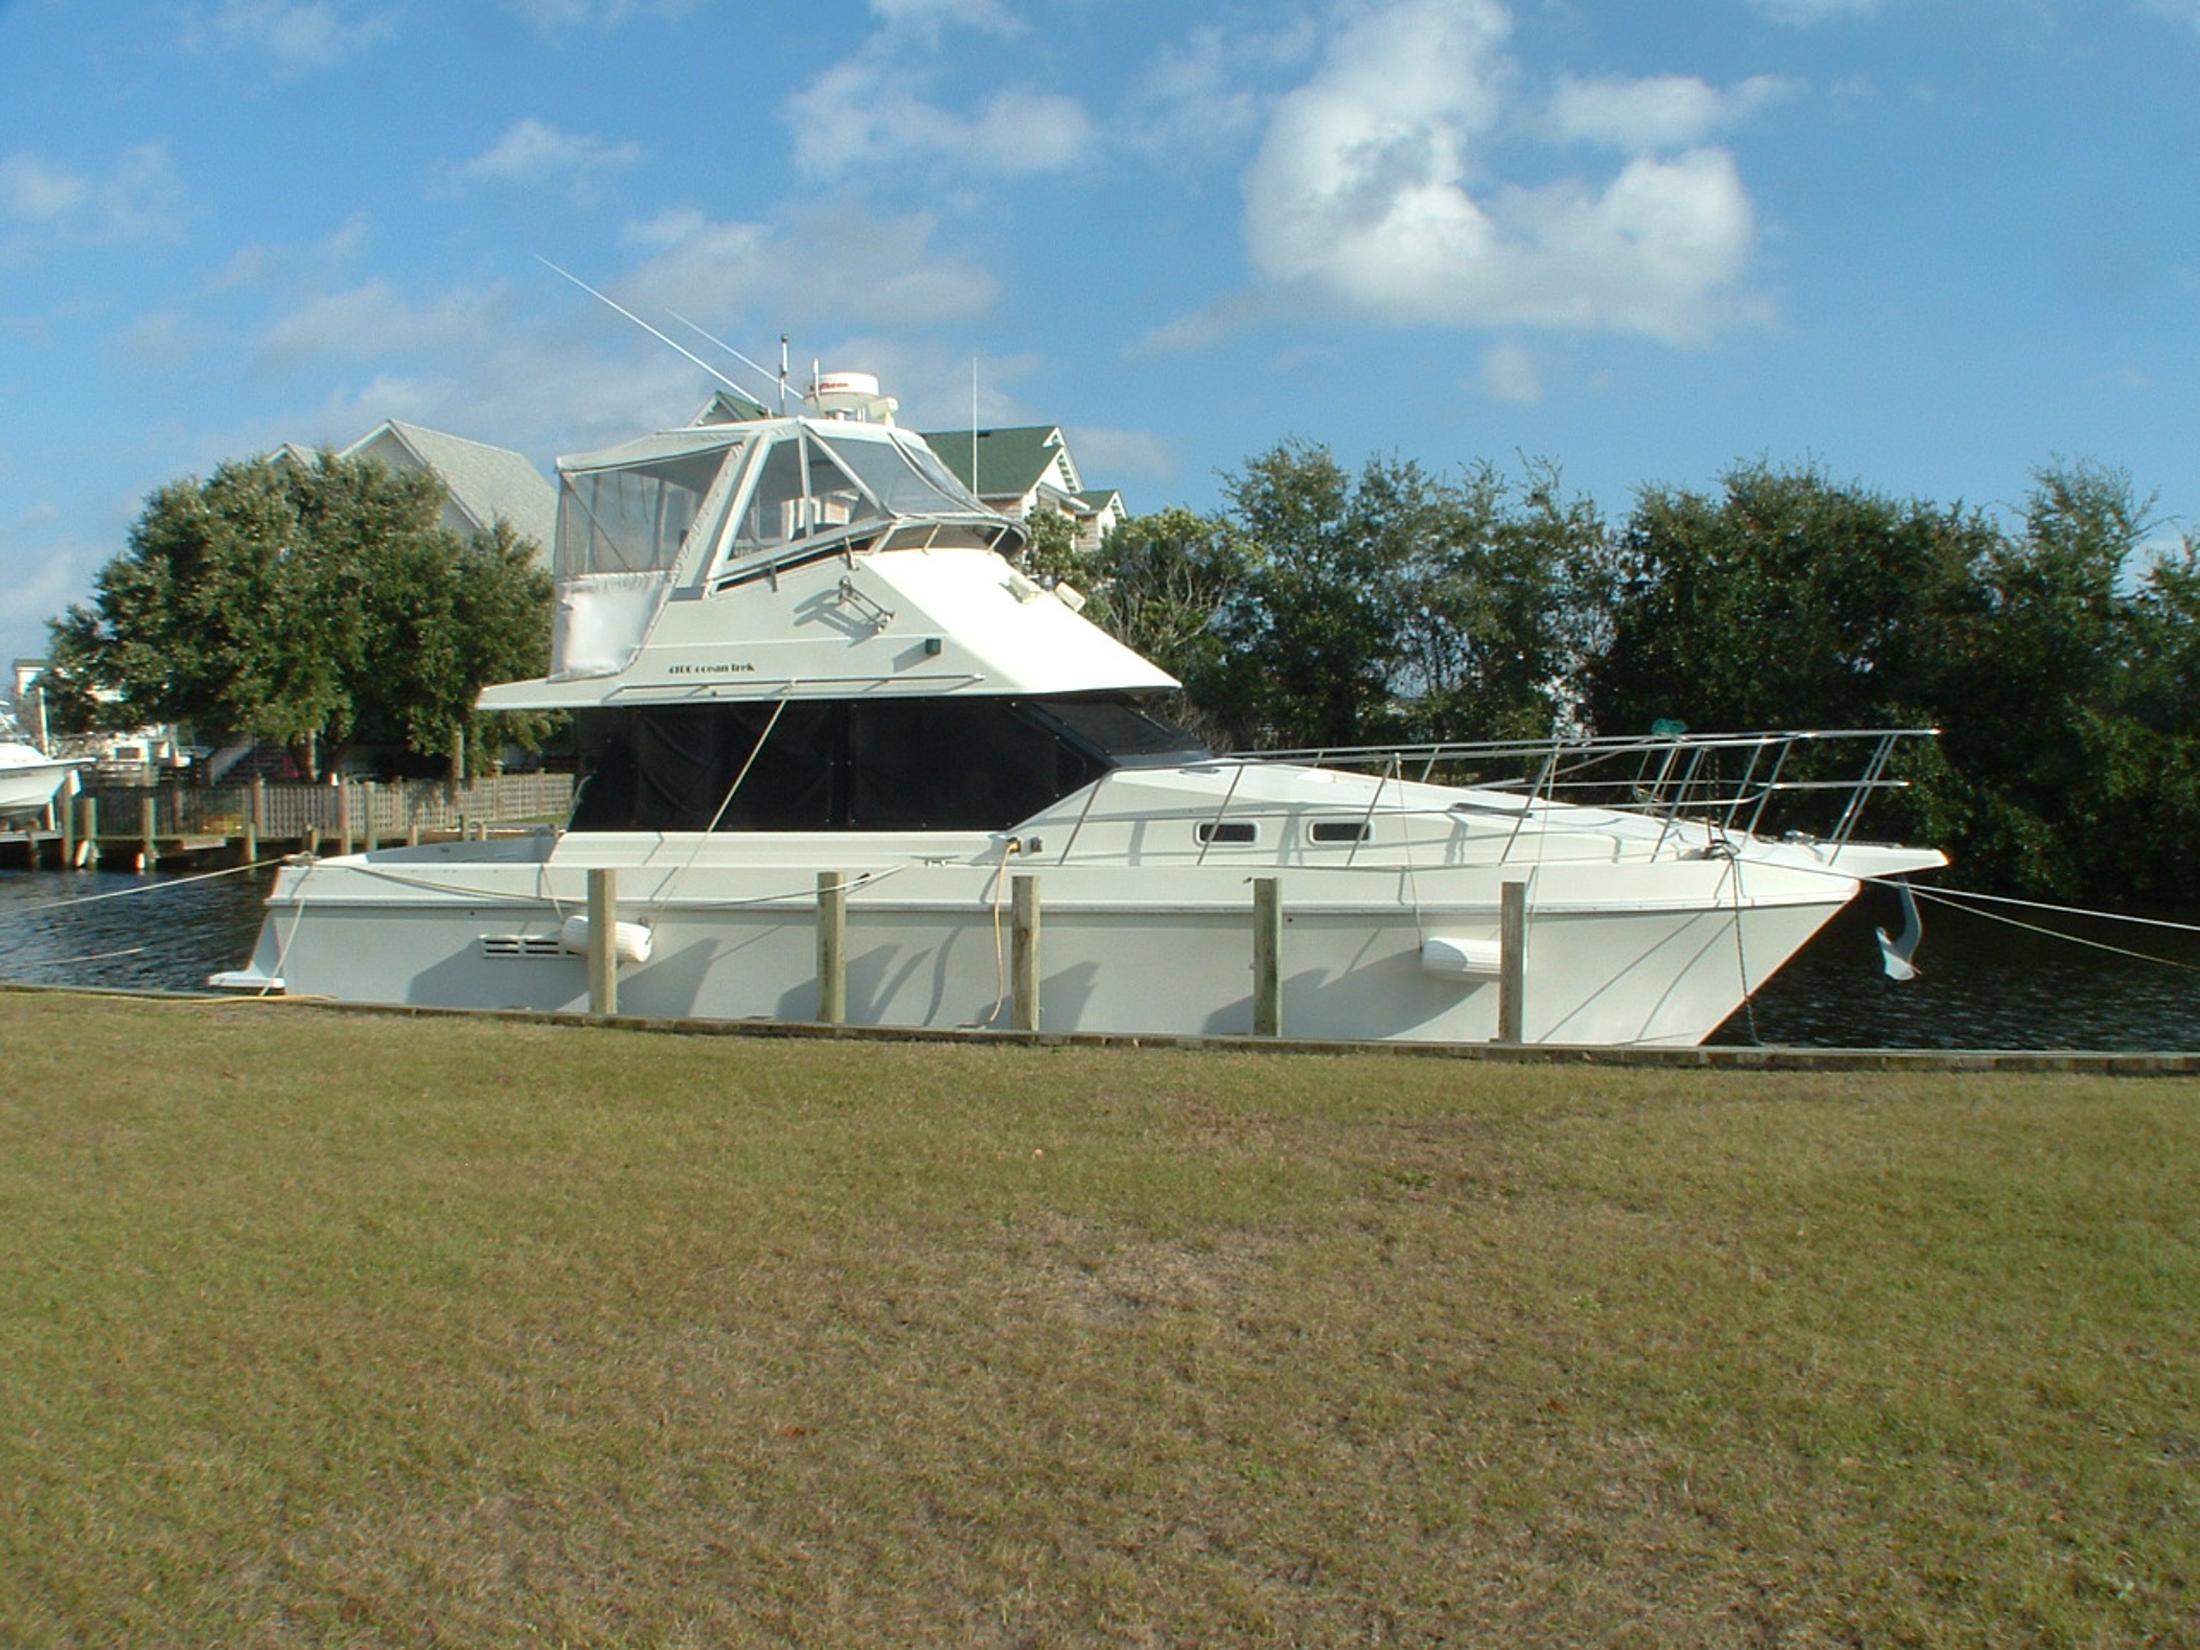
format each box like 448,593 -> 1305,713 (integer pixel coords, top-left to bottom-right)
0,993 -> 2193,1647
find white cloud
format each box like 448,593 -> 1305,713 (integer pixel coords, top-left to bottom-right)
1124,21 -> 1321,161
1748,0 -> 1884,24
0,537 -> 102,667
498,0 -> 702,32
209,212 -> 368,293
866,0 -> 1023,34
1237,0 -> 1763,344
1474,340 -> 1542,404
113,311 -> 210,373
448,120 -> 643,198
1062,426 -> 1177,485
1547,73 -> 1799,151
788,55 -> 1093,180
0,154 -> 89,222
0,143 -> 181,264
2140,0 -> 2200,30
256,277 -> 513,370
188,1 -> 397,72
616,204 -> 997,330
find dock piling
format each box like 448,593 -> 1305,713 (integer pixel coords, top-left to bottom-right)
1253,876 -> 1283,1038
1497,879 -> 1527,1044
586,868 -> 618,1016
1011,874 -> 1040,1031
816,871 -> 847,1024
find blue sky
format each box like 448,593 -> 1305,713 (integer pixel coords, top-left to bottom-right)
3,0 -> 2197,673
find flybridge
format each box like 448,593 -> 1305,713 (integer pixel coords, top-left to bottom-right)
477,376 -> 1176,709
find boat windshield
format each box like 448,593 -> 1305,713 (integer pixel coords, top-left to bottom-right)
556,435 -> 743,580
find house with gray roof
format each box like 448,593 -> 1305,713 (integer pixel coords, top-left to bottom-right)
340,421 -> 558,555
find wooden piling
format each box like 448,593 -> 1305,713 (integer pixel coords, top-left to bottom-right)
58,790 -> 74,869
245,776 -> 263,863
587,868 -> 617,1017
337,782 -> 354,857
361,780 -> 379,853
1011,874 -> 1040,1032
816,871 -> 847,1025
76,795 -> 98,868
1252,876 -> 1282,1038
139,792 -> 157,872
1497,879 -> 1527,1045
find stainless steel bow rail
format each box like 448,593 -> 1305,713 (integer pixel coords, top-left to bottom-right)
1240,727 -> 1942,857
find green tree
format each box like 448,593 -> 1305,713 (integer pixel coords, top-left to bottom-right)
1075,507 -> 1253,746
1583,463 -> 1994,737
45,451 -> 553,777
1390,458 -> 1606,743
1940,462 -> 2172,897
1208,443 -> 1602,750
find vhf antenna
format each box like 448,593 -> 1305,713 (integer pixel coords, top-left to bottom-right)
535,256 -> 777,407
662,308 -> 785,407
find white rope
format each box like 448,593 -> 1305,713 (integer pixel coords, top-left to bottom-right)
0,856 -> 283,919
643,695 -> 793,914
1905,886 -> 2200,974
1889,882 -> 2200,935
974,839 -> 1021,1028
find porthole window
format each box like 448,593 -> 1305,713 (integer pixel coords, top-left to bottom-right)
1195,821 -> 1257,845
1309,819 -> 1371,844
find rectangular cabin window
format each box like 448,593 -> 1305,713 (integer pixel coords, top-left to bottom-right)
568,693 -> 1208,835
1195,821 -> 1257,845
1309,819 -> 1371,844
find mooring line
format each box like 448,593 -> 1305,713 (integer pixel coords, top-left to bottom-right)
1888,882 -> 2200,935
1905,886 -> 2200,973
0,856 -> 284,919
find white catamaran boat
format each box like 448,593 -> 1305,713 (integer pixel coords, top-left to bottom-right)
216,378 -> 1945,1045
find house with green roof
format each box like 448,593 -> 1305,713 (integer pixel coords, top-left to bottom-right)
690,393 -> 1126,548
918,424 -> 1125,549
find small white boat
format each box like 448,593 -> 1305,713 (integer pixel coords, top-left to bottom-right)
0,711 -> 85,822
216,379 -> 1945,1045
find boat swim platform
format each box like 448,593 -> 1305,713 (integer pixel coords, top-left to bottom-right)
5,980 -> 2193,1077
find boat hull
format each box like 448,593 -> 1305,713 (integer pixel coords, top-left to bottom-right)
0,750 -> 80,821
221,841 -> 1873,1047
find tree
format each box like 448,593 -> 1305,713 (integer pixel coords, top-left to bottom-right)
1075,507 -> 1253,746
1583,463 -> 1994,737
1389,457 -> 1606,743
1206,443 -> 1602,750
1939,462 -> 2174,897
45,451 -> 553,777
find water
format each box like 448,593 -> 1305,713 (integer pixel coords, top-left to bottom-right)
1716,885 -> 2200,1051
2,868 -> 2194,1050
0,866 -> 273,994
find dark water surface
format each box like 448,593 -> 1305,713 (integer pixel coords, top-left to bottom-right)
2,867 -> 2194,1050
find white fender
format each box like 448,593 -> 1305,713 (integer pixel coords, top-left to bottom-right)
559,914 -> 655,965
1419,936 -> 1503,980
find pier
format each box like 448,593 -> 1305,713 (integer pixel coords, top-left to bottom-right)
0,772 -> 573,871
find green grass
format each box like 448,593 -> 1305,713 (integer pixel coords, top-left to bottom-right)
1,994 -> 2194,1648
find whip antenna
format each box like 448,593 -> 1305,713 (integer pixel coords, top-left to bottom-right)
535,256 -> 771,403
663,308 -> 783,403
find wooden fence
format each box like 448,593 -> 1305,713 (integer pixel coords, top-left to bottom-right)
80,772 -> 574,843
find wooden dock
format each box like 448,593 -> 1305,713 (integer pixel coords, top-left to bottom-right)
0,771 -> 573,872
